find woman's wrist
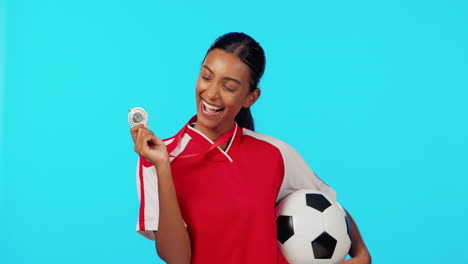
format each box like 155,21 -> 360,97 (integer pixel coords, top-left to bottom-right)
154,157 -> 171,171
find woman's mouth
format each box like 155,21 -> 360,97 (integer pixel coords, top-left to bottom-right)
201,100 -> 224,116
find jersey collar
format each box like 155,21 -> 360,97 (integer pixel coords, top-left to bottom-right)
169,115 -> 240,162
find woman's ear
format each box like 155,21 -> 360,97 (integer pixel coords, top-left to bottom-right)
243,88 -> 261,108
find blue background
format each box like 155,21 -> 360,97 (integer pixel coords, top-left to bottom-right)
1,0 -> 467,263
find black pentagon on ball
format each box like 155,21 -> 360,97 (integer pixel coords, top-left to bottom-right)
277,215 -> 294,244
305,193 -> 332,212
311,232 -> 337,259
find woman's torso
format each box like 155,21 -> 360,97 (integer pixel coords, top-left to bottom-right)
168,124 -> 289,264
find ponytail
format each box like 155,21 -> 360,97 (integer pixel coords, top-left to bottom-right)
235,107 -> 255,131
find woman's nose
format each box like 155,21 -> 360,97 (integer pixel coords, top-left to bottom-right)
206,82 -> 219,99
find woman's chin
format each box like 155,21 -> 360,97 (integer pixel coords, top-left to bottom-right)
196,113 -> 218,128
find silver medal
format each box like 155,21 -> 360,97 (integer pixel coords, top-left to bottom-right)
128,107 -> 148,127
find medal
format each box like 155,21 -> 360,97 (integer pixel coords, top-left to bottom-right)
128,107 -> 148,127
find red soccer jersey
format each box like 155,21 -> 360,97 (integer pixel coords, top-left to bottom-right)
136,118 -> 335,264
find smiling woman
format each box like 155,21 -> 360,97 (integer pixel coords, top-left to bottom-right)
130,32 -> 371,264
195,49 -> 254,138
196,33 -> 265,134
195,48 -> 260,147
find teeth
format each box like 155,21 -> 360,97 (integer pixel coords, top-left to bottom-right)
202,100 -> 222,111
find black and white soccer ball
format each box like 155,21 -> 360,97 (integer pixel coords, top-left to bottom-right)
276,189 -> 352,264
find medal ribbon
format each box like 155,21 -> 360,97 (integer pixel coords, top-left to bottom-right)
169,115 -> 236,159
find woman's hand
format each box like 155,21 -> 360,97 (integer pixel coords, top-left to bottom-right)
341,210 -> 372,264
341,255 -> 372,264
130,124 -> 169,167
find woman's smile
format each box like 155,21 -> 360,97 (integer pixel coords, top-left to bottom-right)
201,99 -> 224,116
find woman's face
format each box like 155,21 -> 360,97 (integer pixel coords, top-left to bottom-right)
195,48 -> 259,138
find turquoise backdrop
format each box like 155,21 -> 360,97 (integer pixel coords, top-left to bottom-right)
2,0 -> 467,263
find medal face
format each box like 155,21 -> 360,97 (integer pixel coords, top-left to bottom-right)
128,107 -> 148,127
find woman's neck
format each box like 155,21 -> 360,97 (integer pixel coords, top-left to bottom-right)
192,122 -> 234,151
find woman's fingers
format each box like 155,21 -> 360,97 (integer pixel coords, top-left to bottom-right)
134,127 -> 158,155
132,126 -> 153,146
130,124 -> 152,143
152,135 -> 161,144
134,126 -> 142,153
148,134 -> 162,148
131,125 -> 168,166
135,130 -> 146,154
133,130 -> 169,166
130,124 -> 143,143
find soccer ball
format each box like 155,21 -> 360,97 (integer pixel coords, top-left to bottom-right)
276,189 -> 352,264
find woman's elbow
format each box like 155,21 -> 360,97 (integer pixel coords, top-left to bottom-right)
154,238 -> 191,264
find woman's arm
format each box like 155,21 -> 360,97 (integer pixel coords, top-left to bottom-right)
132,124 -> 191,264
342,210 -> 372,264
153,160 -> 191,264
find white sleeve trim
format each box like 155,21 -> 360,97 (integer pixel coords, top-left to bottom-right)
136,161 -> 160,240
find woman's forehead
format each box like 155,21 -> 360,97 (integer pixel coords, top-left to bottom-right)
203,49 -> 250,80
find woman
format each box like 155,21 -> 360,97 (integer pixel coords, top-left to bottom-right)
131,32 -> 371,264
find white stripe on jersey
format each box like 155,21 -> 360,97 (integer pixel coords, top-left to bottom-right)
136,158 -> 159,240
169,133 -> 192,161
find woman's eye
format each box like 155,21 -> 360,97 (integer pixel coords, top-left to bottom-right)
202,75 -> 211,80
223,85 -> 235,92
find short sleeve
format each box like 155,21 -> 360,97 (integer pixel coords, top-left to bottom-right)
275,142 -> 336,203
136,156 -> 159,241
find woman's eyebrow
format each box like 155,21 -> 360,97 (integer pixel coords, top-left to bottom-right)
202,65 -> 213,74
224,77 -> 241,85
202,65 -> 241,85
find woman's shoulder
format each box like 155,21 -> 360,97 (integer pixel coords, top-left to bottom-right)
240,128 -> 297,154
